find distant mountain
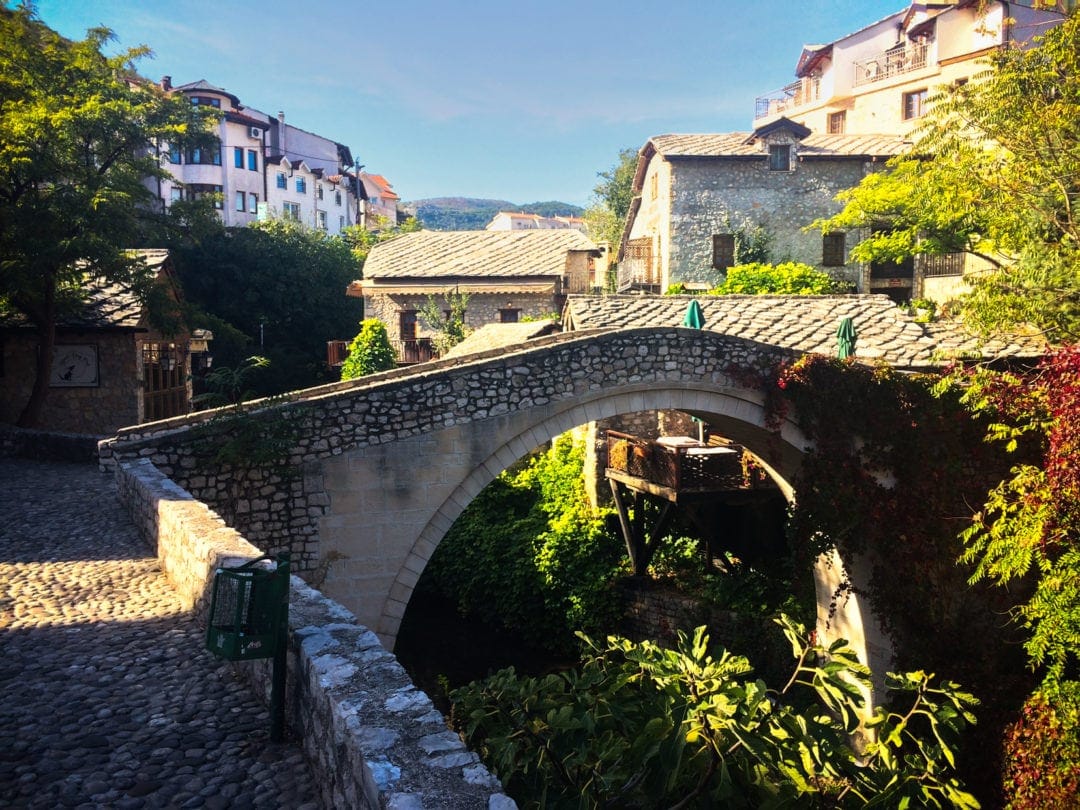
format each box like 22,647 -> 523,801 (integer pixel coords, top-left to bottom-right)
402,197 -> 585,231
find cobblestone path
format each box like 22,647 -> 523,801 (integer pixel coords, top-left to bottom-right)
0,459 -> 321,809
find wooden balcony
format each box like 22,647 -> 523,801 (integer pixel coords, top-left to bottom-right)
754,76 -> 822,121
605,431 -> 763,498
853,41 -> 929,87
326,337 -> 438,369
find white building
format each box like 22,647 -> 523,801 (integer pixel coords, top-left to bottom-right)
154,78 -> 367,236
752,1 -> 1065,137
486,212 -> 587,232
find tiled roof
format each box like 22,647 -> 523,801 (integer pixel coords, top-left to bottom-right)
562,294 -> 1046,369
363,230 -> 599,280
441,321 -> 560,359
648,132 -> 910,159
1,250 -> 171,331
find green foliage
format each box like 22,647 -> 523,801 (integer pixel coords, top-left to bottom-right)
1002,680 -> 1080,809
420,436 -> 624,653
712,262 -> 844,295
812,13 -> 1080,340
452,618 -> 979,808
194,355 -> 272,408
341,216 -> 420,267
173,219 -> 361,396
418,291 -> 471,355
340,319 -> 396,380
956,346 -> 1080,682
0,3 -> 217,425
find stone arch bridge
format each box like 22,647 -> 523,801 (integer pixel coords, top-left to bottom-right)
101,326 -> 889,677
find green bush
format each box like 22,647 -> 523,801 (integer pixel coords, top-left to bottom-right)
1002,681 -> 1080,809
340,318 -> 396,380
452,618 -> 979,809
419,436 -> 625,652
713,261 -> 843,295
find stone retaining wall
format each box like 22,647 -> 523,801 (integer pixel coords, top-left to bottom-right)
115,458 -> 513,810
0,424 -> 100,463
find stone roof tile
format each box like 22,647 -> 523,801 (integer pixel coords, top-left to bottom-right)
363,230 -> 599,280
649,132 -> 909,159
562,294 -> 1046,369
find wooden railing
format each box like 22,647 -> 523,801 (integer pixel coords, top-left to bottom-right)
754,76 -> 822,121
605,431 -> 758,492
328,337 -> 438,368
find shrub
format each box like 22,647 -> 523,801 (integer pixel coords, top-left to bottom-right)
340,318 -> 396,380
1002,681 -> 1080,809
713,261 -> 842,295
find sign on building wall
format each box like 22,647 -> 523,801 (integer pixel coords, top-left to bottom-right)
49,344 -> 99,387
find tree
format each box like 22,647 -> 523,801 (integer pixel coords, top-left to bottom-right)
0,3 -> 216,425
173,220 -> 361,396
418,290 -> 470,355
812,12 -> 1080,341
583,147 -> 637,255
341,216 -> 421,269
339,319 -> 396,380
711,261 -> 843,295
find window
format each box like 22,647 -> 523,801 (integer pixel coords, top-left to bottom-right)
170,187 -> 183,202
247,150 -> 258,171
276,172 -> 287,189
235,190 -> 246,211
168,145 -> 182,164
828,111 -> 846,134
190,96 -> 221,107
317,185 -> 324,200
234,147 -> 243,168
903,89 -> 928,120
188,184 -> 223,209
187,143 -> 221,165
317,210 -> 327,230
768,144 -> 791,171
296,177 -> 307,194
712,234 -> 735,271
249,193 -> 258,213
400,310 -> 417,341
822,233 -> 846,266
335,190 -> 342,206
283,201 -> 301,221
339,215 -> 345,230
499,308 -> 520,324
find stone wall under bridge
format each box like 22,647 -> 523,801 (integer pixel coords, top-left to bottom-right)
99,326 -> 893,707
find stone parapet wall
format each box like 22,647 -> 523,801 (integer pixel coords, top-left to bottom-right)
114,458 -> 513,810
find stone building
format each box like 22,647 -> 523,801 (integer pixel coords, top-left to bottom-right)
619,120 -> 910,299
0,250 -> 206,435
349,229 -> 602,363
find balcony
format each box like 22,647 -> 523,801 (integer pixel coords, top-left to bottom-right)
853,40 -> 929,87
326,337 -> 437,369
753,76 -> 821,121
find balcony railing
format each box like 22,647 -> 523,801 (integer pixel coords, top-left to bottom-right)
326,337 -> 437,368
605,431 -> 767,493
920,252 -> 966,278
853,40 -> 929,87
753,76 -> 821,121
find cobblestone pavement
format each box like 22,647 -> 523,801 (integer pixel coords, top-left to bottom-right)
0,459 -> 321,809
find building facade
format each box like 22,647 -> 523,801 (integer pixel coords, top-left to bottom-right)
486,212 -> 588,232
153,78 -> 377,236
752,1 -> 1065,137
619,122 -> 910,298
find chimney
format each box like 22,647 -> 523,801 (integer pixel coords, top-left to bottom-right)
278,111 -> 286,154
160,75 -> 172,91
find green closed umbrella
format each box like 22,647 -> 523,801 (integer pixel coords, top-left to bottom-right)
837,316 -> 856,359
683,299 -> 706,329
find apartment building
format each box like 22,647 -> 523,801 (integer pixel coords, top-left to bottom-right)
752,1 -> 1065,137
154,78 -> 368,236
486,212 -> 588,232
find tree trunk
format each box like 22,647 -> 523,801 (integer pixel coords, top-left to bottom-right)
16,296 -> 56,429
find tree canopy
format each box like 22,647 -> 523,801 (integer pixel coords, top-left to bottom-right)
813,11 -> 1080,341
583,147 -> 637,259
173,220 -> 361,396
0,3 -> 216,424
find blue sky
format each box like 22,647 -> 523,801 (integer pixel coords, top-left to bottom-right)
37,0 -> 904,206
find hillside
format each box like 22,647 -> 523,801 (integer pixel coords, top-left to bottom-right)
402,197 -> 584,231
